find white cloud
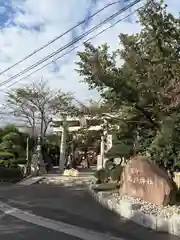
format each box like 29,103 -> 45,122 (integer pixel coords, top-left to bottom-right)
0,0 -> 179,120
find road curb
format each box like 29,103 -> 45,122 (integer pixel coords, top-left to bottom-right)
17,176 -> 46,185
87,185 -> 180,237
16,175 -> 32,184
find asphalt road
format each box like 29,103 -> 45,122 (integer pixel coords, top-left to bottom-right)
0,213 -> 81,240
0,183 -> 178,240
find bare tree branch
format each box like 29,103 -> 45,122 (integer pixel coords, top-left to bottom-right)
6,79 -> 76,138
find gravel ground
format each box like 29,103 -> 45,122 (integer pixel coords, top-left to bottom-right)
106,192 -> 180,219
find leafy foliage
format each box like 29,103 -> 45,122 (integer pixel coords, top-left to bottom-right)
76,0 -> 180,171
94,163 -> 123,184
105,159 -> 115,171
109,164 -> 123,182
94,168 -> 109,183
0,125 -> 29,158
106,133 -> 134,159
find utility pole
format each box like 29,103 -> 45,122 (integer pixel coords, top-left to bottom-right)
40,111 -> 44,143
32,111 -> 35,138
31,106 -> 36,149
59,114 -> 67,172
36,136 -> 47,175
99,118 -> 108,168
24,136 -> 30,176
26,137 -> 29,162
99,134 -> 105,169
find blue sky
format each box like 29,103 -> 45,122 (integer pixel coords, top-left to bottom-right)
0,1 -> 12,27
0,0 -> 179,116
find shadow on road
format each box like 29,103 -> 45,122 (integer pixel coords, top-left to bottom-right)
0,214 -> 81,240
0,183 -> 179,240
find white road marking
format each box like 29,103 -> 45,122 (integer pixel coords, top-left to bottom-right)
0,201 -> 123,240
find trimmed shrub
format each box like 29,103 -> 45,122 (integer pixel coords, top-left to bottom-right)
105,159 -> 115,171
0,160 -> 6,165
0,166 -> 23,182
93,182 -> 118,192
109,164 -> 123,182
0,160 -> 10,167
0,151 -> 14,158
0,159 -> 26,168
11,159 -> 27,165
94,168 -> 109,183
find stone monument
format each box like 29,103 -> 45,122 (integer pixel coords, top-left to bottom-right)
120,155 -> 176,205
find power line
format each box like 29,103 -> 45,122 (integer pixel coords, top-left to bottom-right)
0,1 -> 141,123
0,0 -> 141,89
0,7 -> 141,92
1,1 -> 140,88
0,7 -> 140,124
0,1 -> 124,77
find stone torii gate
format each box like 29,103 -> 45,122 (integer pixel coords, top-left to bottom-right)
51,114 -> 116,171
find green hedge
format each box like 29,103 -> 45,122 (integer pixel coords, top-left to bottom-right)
11,159 -> 27,165
0,159 -> 26,166
0,166 -> 23,181
0,151 -> 14,157
94,164 -> 123,184
94,168 -> 109,183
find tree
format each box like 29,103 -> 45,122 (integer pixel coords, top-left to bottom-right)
6,79 -> 76,140
75,99 -> 115,116
0,125 -> 30,158
76,0 -> 180,171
